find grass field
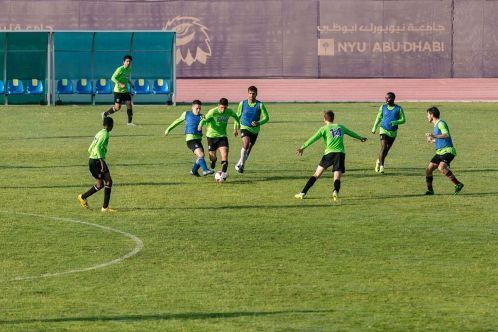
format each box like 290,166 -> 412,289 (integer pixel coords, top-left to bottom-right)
0,102 -> 496,331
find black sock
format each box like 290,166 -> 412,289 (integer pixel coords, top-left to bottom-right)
210,160 -> 216,169
127,108 -> 133,123
334,179 -> 341,193
445,171 -> 461,185
302,176 -> 317,194
103,186 -> 112,208
82,185 -> 100,199
221,161 -> 228,173
426,176 -> 434,191
104,107 -> 115,117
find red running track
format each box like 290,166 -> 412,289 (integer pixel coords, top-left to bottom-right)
176,78 -> 498,103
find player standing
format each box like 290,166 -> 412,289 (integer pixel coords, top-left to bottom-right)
295,110 -> 367,201
164,100 -> 214,176
78,117 -> 116,212
102,55 -> 136,126
371,92 -> 406,173
424,106 -> 464,195
234,86 -> 270,173
198,98 -> 239,179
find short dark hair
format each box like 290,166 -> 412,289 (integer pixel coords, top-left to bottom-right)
386,92 -> 396,100
248,86 -> 257,93
192,99 -> 202,106
427,106 -> 440,118
324,110 -> 335,122
103,116 -> 114,127
123,55 -> 133,62
219,98 -> 228,106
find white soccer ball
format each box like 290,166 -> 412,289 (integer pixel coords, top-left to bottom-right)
214,171 -> 227,182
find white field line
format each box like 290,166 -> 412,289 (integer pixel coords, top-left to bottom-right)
0,211 -> 144,282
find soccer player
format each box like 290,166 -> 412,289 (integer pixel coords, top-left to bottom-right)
78,117 -> 115,212
197,98 -> 239,179
234,86 -> 270,173
164,100 -> 214,177
371,92 -> 406,173
102,55 -> 136,126
424,106 -> 464,195
295,110 -> 367,201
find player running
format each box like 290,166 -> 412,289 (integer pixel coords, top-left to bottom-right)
371,92 -> 406,173
198,98 -> 240,180
78,117 -> 116,212
295,110 -> 367,201
424,106 -> 464,195
102,55 -> 136,126
234,86 -> 270,173
164,100 -> 214,177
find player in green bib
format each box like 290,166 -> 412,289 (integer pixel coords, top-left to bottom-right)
371,92 -> 406,173
78,117 -> 116,212
198,98 -> 240,179
424,106 -> 464,195
234,86 -> 270,173
102,55 -> 136,126
295,110 -> 367,201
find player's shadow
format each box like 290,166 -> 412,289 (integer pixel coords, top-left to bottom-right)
0,182 -> 183,189
0,309 -> 332,325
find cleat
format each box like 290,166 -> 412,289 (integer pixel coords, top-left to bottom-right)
202,169 -> 214,176
294,193 -> 306,199
332,190 -> 339,201
235,164 -> 244,173
379,165 -> 385,174
454,183 -> 464,195
78,194 -> 89,209
101,207 -> 117,213
375,160 -> 380,173
425,189 -> 434,195
127,122 -> 137,126
189,170 -> 201,177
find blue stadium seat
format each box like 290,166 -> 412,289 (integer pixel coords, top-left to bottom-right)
152,79 -> 169,94
133,79 -> 150,94
95,79 -> 112,94
57,79 -> 74,94
0,80 -> 4,94
26,79 -> 44,95
76,79 -> 93,94
7,79 -> 24,95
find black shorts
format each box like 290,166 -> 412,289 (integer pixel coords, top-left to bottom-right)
186,139 -> 204,152
207,137 -> 229,151
380,134 -> 396,144
430,153 -> 455,166
319,152 -> 346,173
240,129 -> 258,145
114,92 -> 132,104
89,158 -> 109,180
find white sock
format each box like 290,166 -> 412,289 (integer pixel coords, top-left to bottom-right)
238,148 -> 248,166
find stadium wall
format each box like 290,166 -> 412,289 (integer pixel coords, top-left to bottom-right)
0,0 -> 496,79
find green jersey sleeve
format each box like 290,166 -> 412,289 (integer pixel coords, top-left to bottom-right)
390,107 -> 406,126
301,127 -> 324,150
341,125 -> 364,140
165,112 -> 186,134
234,102 -> 243,130
372,105 -> 383,132
198,108 -> 214,128
228,108 -> 240,127
438,121 -> 449,135
258,102 -> 270,126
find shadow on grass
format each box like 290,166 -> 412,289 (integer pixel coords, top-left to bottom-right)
0,182 -> 183,189
13,134 -> 157,140
0,309 -> 333,325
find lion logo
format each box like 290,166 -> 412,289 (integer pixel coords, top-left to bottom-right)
164,16 -> 212,66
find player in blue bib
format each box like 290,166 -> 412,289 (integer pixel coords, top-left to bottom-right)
424,106 -> 464,195
164,100 -> 214,176
371,92 -> 406,173
234,86 -> 270,173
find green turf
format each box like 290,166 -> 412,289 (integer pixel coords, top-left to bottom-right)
0,103 -> 496,331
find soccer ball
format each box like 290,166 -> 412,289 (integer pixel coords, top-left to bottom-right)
214,171 -> 227,182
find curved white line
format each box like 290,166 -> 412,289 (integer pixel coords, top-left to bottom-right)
0,210 -> 143,282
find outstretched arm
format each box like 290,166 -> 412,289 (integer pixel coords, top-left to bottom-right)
165,112 -> 186,136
